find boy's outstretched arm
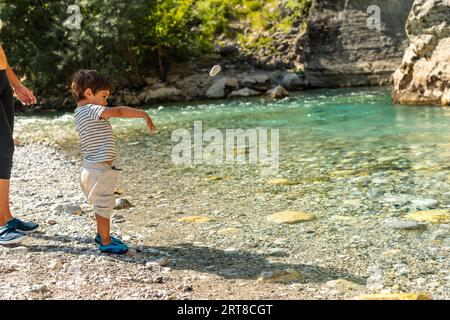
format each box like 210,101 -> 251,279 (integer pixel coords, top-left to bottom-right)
101,106 -> 157,133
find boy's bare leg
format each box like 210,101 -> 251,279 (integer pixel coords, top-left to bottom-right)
0,179 -> 14,226
95,214 -> 111,245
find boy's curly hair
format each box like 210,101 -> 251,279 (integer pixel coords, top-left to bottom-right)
71,70 -> 114,102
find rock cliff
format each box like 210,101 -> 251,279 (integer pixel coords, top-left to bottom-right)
300,0 -> 414,87
392,0 -> 450,105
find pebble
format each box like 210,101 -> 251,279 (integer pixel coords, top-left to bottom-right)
177,216 -> 214,223
157,257 -> 171,267
114,198 -> 133,210
384,219 -> 427,230
257,269 -> 303,283
48,260 -> 63,271
410,199 -> 438,209
52,203 -> 82,216
112,214 -> 126,223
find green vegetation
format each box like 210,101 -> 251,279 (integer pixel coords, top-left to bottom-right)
0,0 -> 311,106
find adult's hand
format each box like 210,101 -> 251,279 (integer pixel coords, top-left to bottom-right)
13,84 -> 37,106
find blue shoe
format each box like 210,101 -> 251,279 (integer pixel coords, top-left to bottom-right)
94,234 -> 124,245
99,241 -> 129,254
7,218 -> 39,234
0,226 -> 26,245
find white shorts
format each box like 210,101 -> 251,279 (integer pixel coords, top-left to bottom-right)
80,162 -> 120,218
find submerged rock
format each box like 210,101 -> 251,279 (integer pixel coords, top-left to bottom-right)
266,178 -> 299,185
267,211 -> 315,224
406,210 -> 450,223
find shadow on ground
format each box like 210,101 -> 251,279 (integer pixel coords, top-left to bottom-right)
15,232 -> 366,285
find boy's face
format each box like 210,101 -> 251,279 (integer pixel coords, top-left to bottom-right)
83,89 -> 110,106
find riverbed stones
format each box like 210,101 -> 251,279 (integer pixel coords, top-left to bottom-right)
112,214 -> 126,224
52,203 -> 82,216
381,249 -> 403,259
267,211 -> 315,224
406,210 -> 450,223
384,219 -> 427,230
177,216 -> 214,223
114,198 -> 133,210
217,228 -> 239,235
48,260 -> 63,271
203,176 -> 222,182
353,292 -> 432,300
257,269 -> 303,283
410,198 -> 438,209
325,279 -> 364,291
266,178 -> 299,185
157,257 -> 171,267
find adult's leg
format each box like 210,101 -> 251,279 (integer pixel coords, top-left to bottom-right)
0,72 -> 15,226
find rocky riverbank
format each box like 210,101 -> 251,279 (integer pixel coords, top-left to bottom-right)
1,125 -> 448,299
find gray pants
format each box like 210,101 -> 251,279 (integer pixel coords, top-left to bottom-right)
80,162 -> 120,218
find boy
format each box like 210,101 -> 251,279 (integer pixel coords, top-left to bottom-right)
72,70 -> 157,254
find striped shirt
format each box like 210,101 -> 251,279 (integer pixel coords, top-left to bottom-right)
74,104 -> 117,163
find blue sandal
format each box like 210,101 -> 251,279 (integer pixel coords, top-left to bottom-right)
99,241 -> 129,254
94,233 -> 124,245
0,226 -> 26,245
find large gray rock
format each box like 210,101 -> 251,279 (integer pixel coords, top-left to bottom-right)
266,85 -> 290,99
299,0 -> 414,87
392,0 -> 450,105
240,74 -> 272,91
228,88 -> 262,98
281,73 -> 308,90
206,77 -> 239,98
144,87 -> 183,103
175,74 -> 211,99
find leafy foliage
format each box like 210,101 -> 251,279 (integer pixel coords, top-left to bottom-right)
0,0 -> 311,106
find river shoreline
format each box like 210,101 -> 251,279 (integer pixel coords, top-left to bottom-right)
2,91 -> 449,299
